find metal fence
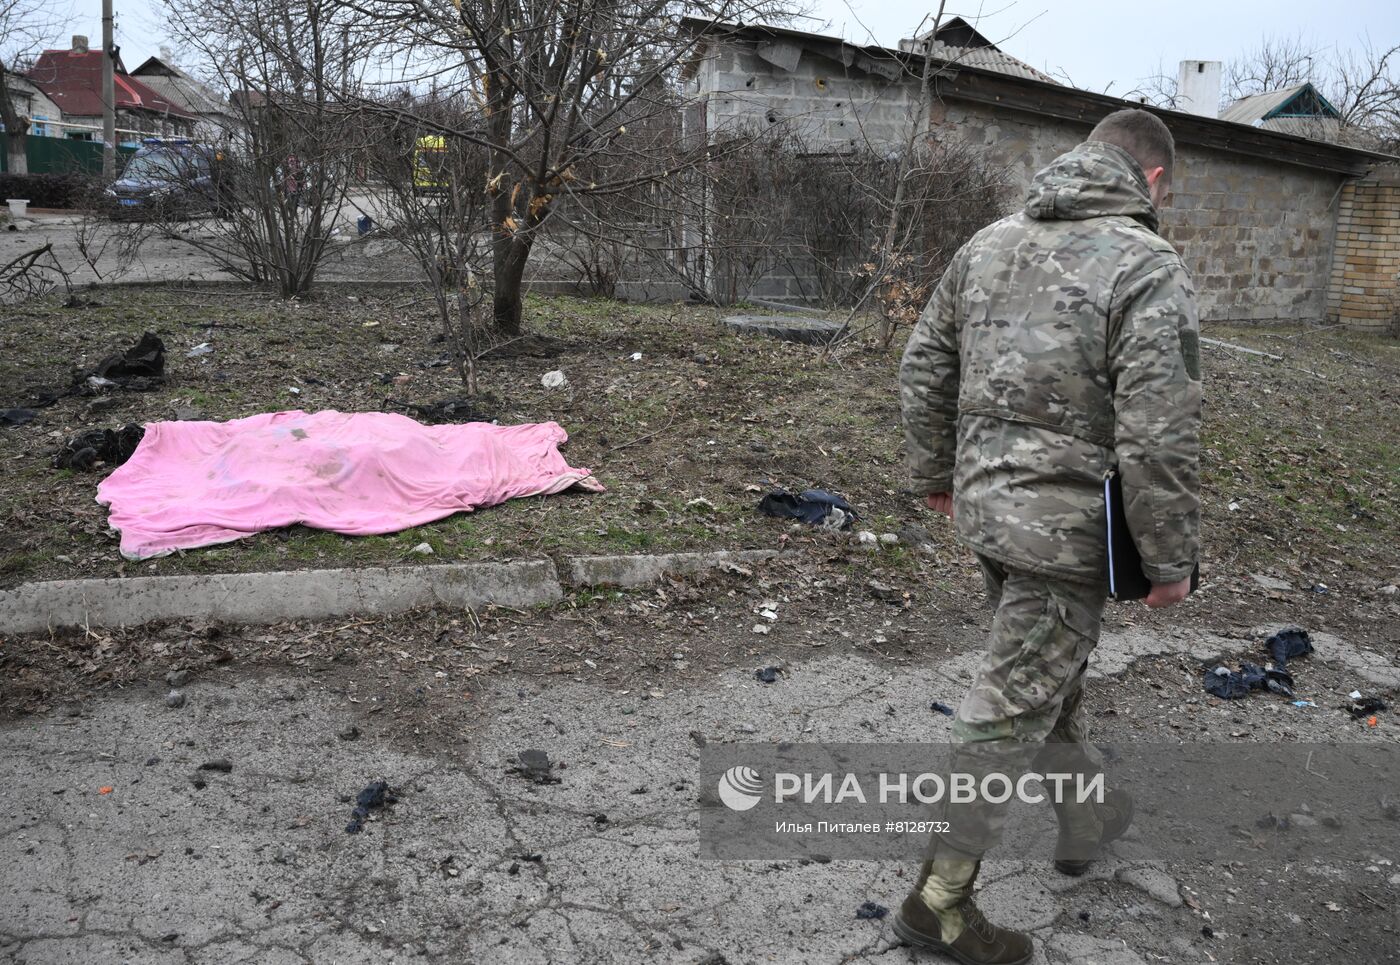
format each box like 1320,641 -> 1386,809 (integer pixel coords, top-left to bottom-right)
0,135 -> 136,175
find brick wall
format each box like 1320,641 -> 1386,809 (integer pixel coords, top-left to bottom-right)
1326,168 -> 1400,332
935,102 -> 1347,323
694,39 -> 1358,323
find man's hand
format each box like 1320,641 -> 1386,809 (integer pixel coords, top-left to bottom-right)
1144,576 -> 1192,609
924,492 -> 954,519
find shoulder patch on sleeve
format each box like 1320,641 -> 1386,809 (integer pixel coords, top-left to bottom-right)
1180,328 -> 1201,380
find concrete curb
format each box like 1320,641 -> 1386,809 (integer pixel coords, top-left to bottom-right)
566,549 -> 779,588
0,550 -> 782,634
0,561 -> 561,635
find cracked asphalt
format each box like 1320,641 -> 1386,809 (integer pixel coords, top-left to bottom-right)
3,570 -> 1397,964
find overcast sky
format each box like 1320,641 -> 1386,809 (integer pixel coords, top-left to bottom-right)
62,0 -> 1399,98
797,0 -> 1399,95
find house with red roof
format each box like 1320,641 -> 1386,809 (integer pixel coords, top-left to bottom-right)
27,35 -> 195,146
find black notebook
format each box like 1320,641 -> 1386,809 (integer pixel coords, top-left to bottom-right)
1104,469 -> 1199,601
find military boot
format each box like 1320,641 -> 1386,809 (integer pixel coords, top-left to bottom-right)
1053,787 -> 1134,876
892,858 -> 1034,965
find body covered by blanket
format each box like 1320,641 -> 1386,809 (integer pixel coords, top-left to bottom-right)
97,410 -> 601,560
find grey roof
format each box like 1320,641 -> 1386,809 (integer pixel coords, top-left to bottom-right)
1220,83 -> 1339,126
896,35 -> 1059,84
680,17 -> 1058,86
128,62 -> 228,118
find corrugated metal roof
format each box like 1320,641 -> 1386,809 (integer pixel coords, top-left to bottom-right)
1220,82 -> 1341,127
1220,85 -> 1309,125
129,70 -> 227,118
898,36 -> 1060,84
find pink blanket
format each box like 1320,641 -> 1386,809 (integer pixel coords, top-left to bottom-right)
96,410 -> 601,560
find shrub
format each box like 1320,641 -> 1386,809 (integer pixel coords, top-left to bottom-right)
0,173 -> 90,209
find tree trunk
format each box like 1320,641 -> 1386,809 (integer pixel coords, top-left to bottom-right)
5,139 -> 26,175
0,67 -> 31,175
492,235 -> 528,336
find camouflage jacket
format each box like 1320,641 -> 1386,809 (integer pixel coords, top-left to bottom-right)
899,140 -> 1202,585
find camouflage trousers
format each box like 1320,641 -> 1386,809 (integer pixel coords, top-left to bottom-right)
929,554 -> 1108,861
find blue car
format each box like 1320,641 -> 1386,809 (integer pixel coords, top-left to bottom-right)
105,138 -> 227,218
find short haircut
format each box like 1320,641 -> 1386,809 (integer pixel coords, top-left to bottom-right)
1088,109 -> 1175,181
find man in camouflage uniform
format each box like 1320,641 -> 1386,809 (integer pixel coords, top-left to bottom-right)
894,109 -> 1201,964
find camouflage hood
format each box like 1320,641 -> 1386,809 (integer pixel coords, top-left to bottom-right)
900,141 -> 1201,586
1024,141 -> 1158,233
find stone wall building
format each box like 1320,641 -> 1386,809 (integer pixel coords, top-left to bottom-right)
679,19 -> 1399,329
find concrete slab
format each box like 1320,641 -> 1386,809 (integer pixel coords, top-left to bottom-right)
0,561 -> 562,634
566,550 -> 779,588
722,314 -> 844,345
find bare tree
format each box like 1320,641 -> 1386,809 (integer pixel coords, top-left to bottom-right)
1223,33 -> 1318,104
161,0 -> 373,297
1221,33 -> 1400,147
319,1 -> 793,336
0,0 -> 66,174
362,98 -> 493,394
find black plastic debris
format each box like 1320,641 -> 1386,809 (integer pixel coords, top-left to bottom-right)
755,666 -> 780,684
930,701 -> 956,717
53,424 -> 145,471
344,780 -> 396,834
508,749 -> 561,785
1,408 -> 37,427
855,901 -> 889,920
757,488 -> 856,529
1346,695 -> 1387,719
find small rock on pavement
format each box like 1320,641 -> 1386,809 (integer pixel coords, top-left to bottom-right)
165,690 -> 186,708
1117,867 -> 1183,908
338,725 -> 361,741
410,542 -> 434,555
165,669 -> 190,688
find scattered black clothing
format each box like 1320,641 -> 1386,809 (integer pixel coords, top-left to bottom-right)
1,408 -> 37,427
1205,627 -> 1315,700
1204,662 -> 1296,700
53,424 -> 145,471
30,332 -> 166,407
1265,627 -> 1313,670
757,488 -> 855,528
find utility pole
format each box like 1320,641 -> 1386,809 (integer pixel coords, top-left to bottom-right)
102,0 -> 116,180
